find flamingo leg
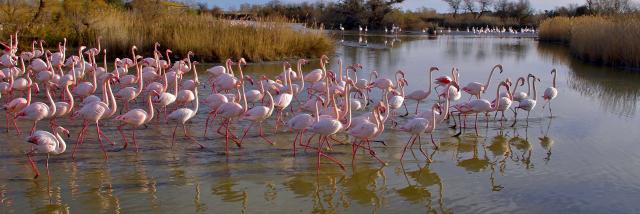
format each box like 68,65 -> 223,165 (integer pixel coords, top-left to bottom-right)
259,123 -> 274,145
365,139 -> 386,165
5,112 -> 9,133
72,121 -> 89,159
400,135 -> 416,160
292,131 -> 300,156
12,116 -> 21,135
184,124 -> 204,149
419,135 -> 433,163
239,122 -> 254,145
117,124 -> 129,150
415,101 -> 420,114
95,123 -> 108,160
27,150 -> 39,179
225,119 -> 230,155
45,154 -> 50,180
132,128 -> 139,152
549,102 -> 553,117
171,122 -> 179,149
203,113 -> 211,137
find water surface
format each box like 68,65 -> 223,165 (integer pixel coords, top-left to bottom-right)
2,32 -> 640,213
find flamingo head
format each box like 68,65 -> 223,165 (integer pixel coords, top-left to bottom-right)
58,127 -> 70,138
505,78 -> 512,86
429,66 -> 439,72
299,59 -> 308,65
27,135 -> 39,145
244,75 -> 254,85
462,86 -> 473,94
15,111 -> 26,118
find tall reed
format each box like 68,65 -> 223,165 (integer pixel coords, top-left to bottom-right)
538,14 -> 640,68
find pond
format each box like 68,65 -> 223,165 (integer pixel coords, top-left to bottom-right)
2,32 -> 640,213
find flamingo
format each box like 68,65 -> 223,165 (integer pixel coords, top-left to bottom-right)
3,72 -> 32,135
72,47 -> 99,101
370,70 -> 404,90
453,80 -> 509,135
116,58 -> 144,113
115,92 -> 155,152
542,69 -> 558,117
347,101 -> 386,165
215,59 -> 249,154
25,126 -> 69,179
212,59 -> 239,93
512,74 -> 539,126
273,62 -> 294,129
16,82 -> 57,136
49,76 -> 74,128
239,91 -> 275,145
285,97 -> 321,156
20,40 -> 44,61
438,67 -> 462,102
72,74 -> 118,160
176,54 -> 198,107
153,63 -> 178,122
167,61 -> 203,149
50,38 -> 66,68
387,77 -> 408,125
462,64 -> 503,99
304,55 -> 327,89
399,104 -> 440,162
406,67 -> 438,114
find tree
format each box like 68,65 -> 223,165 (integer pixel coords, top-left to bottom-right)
463,0 -> 476,14
476,0 -> 493,18
442,0 -> 463,17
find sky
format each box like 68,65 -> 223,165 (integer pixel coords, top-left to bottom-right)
203,0 -> 584,12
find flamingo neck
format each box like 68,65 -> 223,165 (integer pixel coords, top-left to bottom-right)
297,61 -> 304,91
65,83 -> 74,112
266,91 -> 274,116
106,77 -> 117,117
144,95 -> 154,124
532,77 -> 537,101
552,70 -> 557,88
53,128 -> 67,155
427,69 -> 433,94
136,64 -> 143,95
45,85 -> 56,118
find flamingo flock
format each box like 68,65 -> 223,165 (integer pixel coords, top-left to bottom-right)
0,34 -> 560,180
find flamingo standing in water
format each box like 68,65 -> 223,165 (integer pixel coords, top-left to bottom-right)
347,100 -> 386,165
116,57 -> 144,113
16,82 -> 57,135
167,61 -> 204,149
405,67 -> 438,114
215,59 -> 249,154
511,74 -> 539,127
462,64 -> 503,99
25,126 -> 69,179
115,92 -> 155,152
542,69 -> 558,117
272,62 -> 294,129
399,104 -> 440,162
72,47 -> 98,102
49,75 -> 74,128
3,71 -> 33,135
72,74 -> 118,160
239,91 -> 275,145
285,97 -> 320,156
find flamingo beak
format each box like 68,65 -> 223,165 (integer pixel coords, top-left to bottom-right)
27,136 -> 38,144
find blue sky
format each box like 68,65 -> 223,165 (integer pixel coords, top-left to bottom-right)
203,0 -> 584,12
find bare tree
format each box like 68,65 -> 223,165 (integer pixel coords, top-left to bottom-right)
442,0 -> 463,17
477,0 -> 493,18
463,0 -> 476,14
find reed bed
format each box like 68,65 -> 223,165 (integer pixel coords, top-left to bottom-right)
2,5 -> 334,63
538,14 -> 640,68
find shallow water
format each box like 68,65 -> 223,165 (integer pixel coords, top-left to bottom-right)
2,33 -> 640,213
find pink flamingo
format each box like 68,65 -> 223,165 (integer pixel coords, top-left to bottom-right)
72,74 -> 118,160
512,74 -> 539,127
462,64 -> 503,99
438,67 -> 462,102
399,104 -> 439,162
239,91 -> 275,145
273,62 -> 294,129
3,72 -> 32,135
542,69 -> 558,117
215,59 -> 249,154
347,100 -> 386,165
285,96 -> 321,156
405,67 -> 438,114
49,76 -> 74,128
153,61 -> 178,122
176,53 -> 198,107
72,47 -> 99,101
167,62 -> 203,149
115,92 -> 155,152
50,38 -> 66,68
16,82 -> 57,135
25,126 -> 69,179
212,59 -> 238,93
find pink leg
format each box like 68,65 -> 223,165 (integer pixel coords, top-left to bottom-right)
364,140 -> 386,165
292,131 -> 300,156
203,114 -> 211,137
259,123 -> 274,145
5,112 -> 9,133
12,116 -> 21,135
29,121 -> 37,136
239,122 -> 254,145
183,124 -> 204,149
117,125 -> 129,150
96,123 -> 108,160
72,121 -> 88,159
401,135 -> 417,160
132,128 -> 139,152
171,123 -> 179,149
225,120 -> 230,155
27,150 -> 39,179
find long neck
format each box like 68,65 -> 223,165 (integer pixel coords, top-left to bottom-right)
103,52 -> 107,72
532,78 -> 537,101
287,66 -> 293,94
438,86 -> 451,122
192,62 -> 198,83
552,70 -> 557,88
427,107 -> 436,132
65,83 -> 74,112
173,72 -> 178,94
484,67 -> 496,91
106,78 -> 117,117
314,100 -> 320,122
338,59 -> 343,83
45,85 -> 56,117
162,71 -> 168,92
144,95 -> 154,124
511,79 -> 521,94
493,84 -> 501,110
190,87 -> 199,119
91,59 -> 98,93
136,64 -> 143,94
26,76 -> 32,105
343,84 -> 351,128
53,128 -> 67,155
427,70 -> 433,94
266,92 -> 274,116
297,61 -> 304,91
526,76 -> 531,95
382,90 -> 390,122
238,66 -> 247,112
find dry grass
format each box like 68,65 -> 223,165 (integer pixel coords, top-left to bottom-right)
97,10 -> 334,62
0,3 -> 334,62
538,14 -> 640,68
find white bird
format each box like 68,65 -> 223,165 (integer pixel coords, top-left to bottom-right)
25,126 -> 70,179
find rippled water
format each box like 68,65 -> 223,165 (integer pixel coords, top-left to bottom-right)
2,33 -> 640,213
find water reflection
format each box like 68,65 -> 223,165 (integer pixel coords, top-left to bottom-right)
537,43 -> 640,117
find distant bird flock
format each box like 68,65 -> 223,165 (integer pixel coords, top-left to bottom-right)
0,32 -> 558,180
